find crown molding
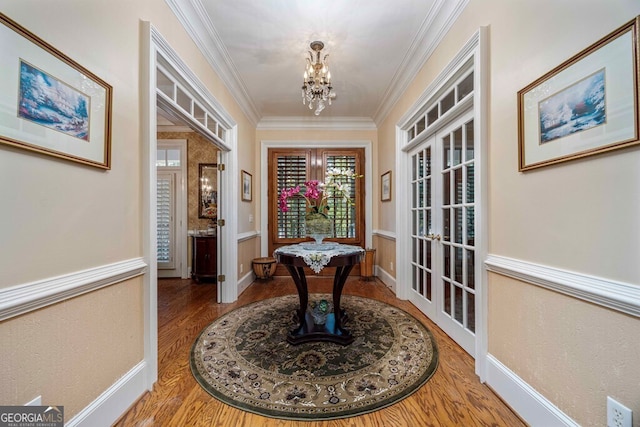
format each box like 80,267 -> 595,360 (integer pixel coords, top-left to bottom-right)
166,0 -> 468,128
257,116 -> 377,131
164,0 -> 260,126
373,0 -> 470,125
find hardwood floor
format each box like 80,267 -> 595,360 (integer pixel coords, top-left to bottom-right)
114,276 -> 525,426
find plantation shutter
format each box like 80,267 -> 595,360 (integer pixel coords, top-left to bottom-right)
325,154 -> 357,239
276,154 -> 308,238
268,148 -> 364,256
157,172 -> 174,268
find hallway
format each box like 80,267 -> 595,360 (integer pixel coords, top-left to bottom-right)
114,276 -> 524,426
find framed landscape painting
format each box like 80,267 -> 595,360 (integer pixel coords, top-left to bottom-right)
0,13 -> 112,169
518,17 -> 639,171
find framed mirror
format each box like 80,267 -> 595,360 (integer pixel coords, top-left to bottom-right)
199,163 -> 217,219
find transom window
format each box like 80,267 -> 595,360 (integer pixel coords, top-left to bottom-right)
407,68 -> 474,143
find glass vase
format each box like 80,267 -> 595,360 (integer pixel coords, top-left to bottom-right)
304,212 -> 333,244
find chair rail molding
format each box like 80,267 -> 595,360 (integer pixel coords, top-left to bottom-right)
0,258 -> 147,322
372,229 -> 396,241
485,254 -> 640,318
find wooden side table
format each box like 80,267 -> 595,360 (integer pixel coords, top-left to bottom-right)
274,244 -> 364,345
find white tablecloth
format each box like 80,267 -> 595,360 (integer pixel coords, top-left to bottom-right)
273,243 -> 365,273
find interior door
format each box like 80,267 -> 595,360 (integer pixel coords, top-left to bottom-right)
409,110 -> 477,356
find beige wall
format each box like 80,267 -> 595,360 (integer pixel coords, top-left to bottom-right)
372,235 -> 396,280
0,277 -> 143,417
238,237 -> 261,278
0,0 -> 255,420
376,1 -> 640,426
489,273 -> 640,424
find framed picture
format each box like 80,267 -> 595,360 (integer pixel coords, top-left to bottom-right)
0,13 -> 112,169
241,170 -> 252,201
381,170 -> 392,201
198,163 -> 217,218
518,16 -> 639,171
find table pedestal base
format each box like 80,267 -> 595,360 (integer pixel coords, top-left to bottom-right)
285,264 -> 355,346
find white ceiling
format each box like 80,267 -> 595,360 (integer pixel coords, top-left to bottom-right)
163,0 -> 468,126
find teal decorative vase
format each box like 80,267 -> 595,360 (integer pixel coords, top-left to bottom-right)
305,212 -> 333,244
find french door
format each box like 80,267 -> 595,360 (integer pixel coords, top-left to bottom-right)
409,110 -> 476,355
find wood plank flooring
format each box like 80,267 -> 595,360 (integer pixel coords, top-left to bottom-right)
114,277 -> 525,426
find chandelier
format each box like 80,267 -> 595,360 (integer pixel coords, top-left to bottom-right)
301,41 -> 336,115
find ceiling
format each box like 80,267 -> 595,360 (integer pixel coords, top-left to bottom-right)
161,0 -> 468,127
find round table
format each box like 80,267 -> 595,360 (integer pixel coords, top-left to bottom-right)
274,243 -> 365,345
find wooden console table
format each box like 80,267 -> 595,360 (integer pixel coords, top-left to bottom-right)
274,243 -> 365,345
191,235 -> 217,282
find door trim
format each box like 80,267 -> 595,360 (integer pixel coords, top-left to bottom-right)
395,27 -> 489,380
141,21 -> 239,391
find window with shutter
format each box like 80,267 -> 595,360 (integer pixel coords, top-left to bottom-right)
268,148 -> 364,255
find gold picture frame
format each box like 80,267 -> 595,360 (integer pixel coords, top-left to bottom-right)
517,16 -> 639,171
198,163 -> 217,218
0,13 -> 112,169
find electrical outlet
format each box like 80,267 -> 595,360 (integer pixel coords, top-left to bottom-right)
240,263 -> 243,273
390,261 -> 394,271
607,396 -> 632,427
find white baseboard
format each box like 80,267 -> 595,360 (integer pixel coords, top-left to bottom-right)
374,265 -> 396,293
237,270 -> 255,296
485,355 -> 579,426
66,360 -> 147,427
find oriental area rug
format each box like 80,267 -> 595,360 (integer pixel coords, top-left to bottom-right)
190,294 -> 438,420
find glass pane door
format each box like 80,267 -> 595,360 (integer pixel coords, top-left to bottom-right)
408,111 -> 476,356
410,143 -> 436,318
440,117 -> 476,348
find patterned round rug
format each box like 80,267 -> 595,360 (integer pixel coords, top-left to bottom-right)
190,294 -> 438,420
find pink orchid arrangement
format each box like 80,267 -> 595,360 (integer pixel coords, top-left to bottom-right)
278,168 -> 361,214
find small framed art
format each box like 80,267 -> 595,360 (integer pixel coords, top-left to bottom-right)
381,170 -> 391,201
241,170 -> 252,201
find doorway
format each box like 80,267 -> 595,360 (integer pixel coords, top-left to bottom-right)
157,139 -> 187,279
142,21 -> 238,389
396,28 -> 487,370
408,111 -> 477,355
